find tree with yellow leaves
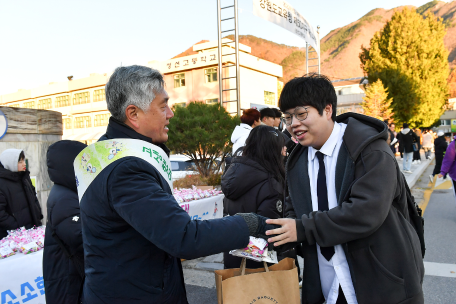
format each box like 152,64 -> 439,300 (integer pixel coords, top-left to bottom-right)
362,79 -> 393,121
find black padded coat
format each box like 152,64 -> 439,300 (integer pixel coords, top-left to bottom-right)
221,156 -> 284,269
43,140 -> 87,304
0,163 -> 42,239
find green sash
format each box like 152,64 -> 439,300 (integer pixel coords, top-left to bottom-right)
73,138 -> 173,201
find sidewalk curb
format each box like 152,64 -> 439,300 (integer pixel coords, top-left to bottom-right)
408,156 -> 434,188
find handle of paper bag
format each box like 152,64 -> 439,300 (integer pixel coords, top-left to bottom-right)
239,258 -> 270,276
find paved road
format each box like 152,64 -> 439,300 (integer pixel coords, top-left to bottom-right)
183,158 -> 456,303
415,160 -> 456,303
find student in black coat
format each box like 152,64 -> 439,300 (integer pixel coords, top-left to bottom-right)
431,131 -> 449,179
43,140 -> 87,304
222,125 -> 287,269
0,149 -> 42,239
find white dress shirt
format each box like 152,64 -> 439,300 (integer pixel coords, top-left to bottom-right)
307,122 -> 358,304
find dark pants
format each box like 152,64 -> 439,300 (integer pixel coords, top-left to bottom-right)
433,154 -> 444,176
413,145 -> 422,161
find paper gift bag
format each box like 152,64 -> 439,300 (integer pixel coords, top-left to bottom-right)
214,257 -> 300,304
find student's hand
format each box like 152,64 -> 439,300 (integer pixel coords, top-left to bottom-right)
265,218 -> 297,246
438,174 -> 443,178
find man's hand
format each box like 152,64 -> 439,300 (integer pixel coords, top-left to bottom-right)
438,174 -> 443,178
265,218 -> 297,246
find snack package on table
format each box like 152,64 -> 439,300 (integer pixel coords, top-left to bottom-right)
0,245 -> 16,259
229,236 -> 278,264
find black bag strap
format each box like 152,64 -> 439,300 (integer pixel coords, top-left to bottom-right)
51,229 -> 85,278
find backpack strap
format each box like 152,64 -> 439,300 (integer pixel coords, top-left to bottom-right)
392,174 -> 426,258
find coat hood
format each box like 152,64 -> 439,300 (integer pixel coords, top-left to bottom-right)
221,157 -> 270,200
0,162 -> 26,181
47,140 -> 87,192
0,148 -> 22,172
231,124 -> 252,145
401,128 -> 411,134
337,113 -> 388,160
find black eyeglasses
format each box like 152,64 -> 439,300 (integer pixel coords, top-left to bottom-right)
282,107 -> 309,126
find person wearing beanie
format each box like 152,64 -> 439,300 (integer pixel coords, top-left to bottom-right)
0,149 -> 43,239
396,123 -> 419,173
430,131 -> 448,182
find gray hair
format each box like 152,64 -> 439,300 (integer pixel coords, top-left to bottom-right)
105,65 -> 165,122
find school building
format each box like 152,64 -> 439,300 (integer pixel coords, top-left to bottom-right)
0,39 -> 282,143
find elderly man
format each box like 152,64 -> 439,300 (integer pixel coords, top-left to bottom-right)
78,66 -> 269,303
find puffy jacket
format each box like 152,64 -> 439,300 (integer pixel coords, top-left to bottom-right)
221,156 -> 283,269
396,129 -> 419,153
0,163 -> 42,239
434,135 -> 448,156
80,117 -> 249,304
440,138 -> 456,180
43,140 -> 87,304
231,123 -> 252,154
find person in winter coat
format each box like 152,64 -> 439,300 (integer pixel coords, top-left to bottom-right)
422,130 -> 434,160
438,136 -> 456,195
222,125 -> 287,269
231,108 -> 261,154
0,149 -> 42,239
43,140 -> 87,304
396,123 -> 419,173
430,131 -> 448,181
265,74 -> 424,304
412,128 -> 423,164
79,65 -> 273,304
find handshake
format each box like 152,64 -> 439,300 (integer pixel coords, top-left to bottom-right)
236,213 -> 298,253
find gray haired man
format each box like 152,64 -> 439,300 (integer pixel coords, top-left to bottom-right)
78,65 -> 272,303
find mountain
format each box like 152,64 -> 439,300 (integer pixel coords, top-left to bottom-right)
172,1 -> 456,84
320,1 -> 456,81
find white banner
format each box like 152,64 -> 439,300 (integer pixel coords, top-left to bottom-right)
253,0 -> 320,54
0,250 -> 45,304
179,195 -> 224,220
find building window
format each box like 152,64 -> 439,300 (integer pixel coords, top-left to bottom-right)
264,91 -> 276,105
94,113 -> 110,127
205,68 -> 217,83
441,119 -> 451,126
55,95 -> 70,107
10,103 -> 21,108
23,101 -> 35,109
63,118 -> 72,130
93,89 -> 106,102
174,102 -> 187,108
37,98 -> 52,109
74,116 -> 91,128
174,73 -> 185,88
73,92 -> 90,105
206,98 -> 218,105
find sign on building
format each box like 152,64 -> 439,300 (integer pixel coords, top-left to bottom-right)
253,0 -> 319,54
451,119 -> 456,133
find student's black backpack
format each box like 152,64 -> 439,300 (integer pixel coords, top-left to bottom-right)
395,177 -> 426,258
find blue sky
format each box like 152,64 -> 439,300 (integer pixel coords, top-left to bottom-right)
0,0 -> 433,95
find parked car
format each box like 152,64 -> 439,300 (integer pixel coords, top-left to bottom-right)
170,154 -> 197,182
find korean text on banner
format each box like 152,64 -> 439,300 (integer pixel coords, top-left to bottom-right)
253,0 -> 319,54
